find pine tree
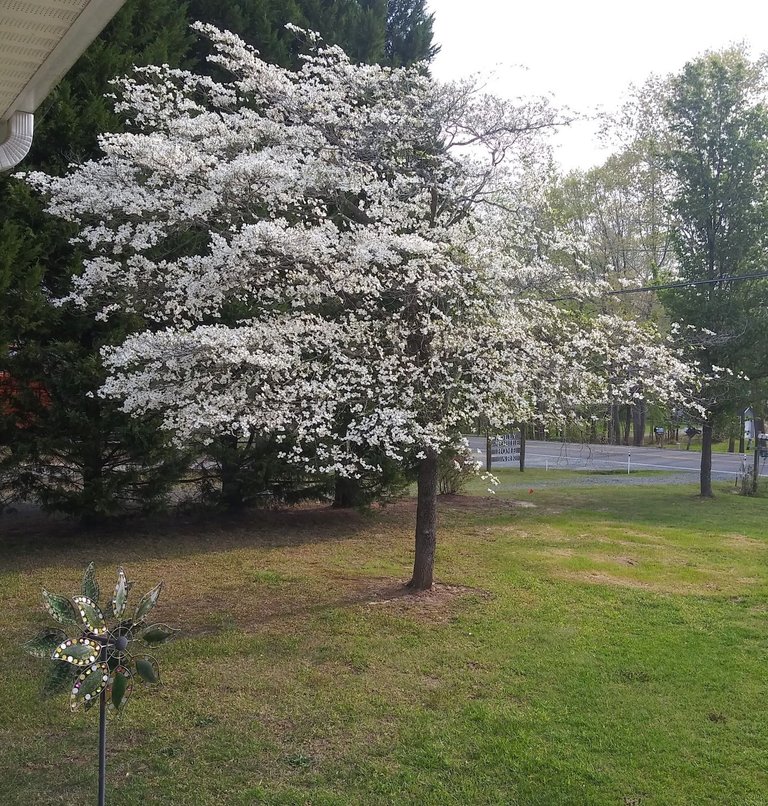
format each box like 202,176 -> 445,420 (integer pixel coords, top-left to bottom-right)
385,0 -> 439,67
0,0 -> 194,518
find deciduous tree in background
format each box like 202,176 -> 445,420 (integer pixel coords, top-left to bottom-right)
661,47 -> 768,496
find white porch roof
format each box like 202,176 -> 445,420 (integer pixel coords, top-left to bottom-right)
0,1 -> 126,168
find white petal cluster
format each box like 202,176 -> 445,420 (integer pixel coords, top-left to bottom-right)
21,25 -> 701,474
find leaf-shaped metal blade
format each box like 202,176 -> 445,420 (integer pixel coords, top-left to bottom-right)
133,582 -> 163,624
42,590 -> 77,626
41,660 -> 76,697
139,624 -> 180,646
23,628 -> 67,658
81,562 -> 100,604
52,637 -> 102,667
112,567 -> 129,619
70,663 -> 110,711
134,655 -> 160,684
72,596 -> 107,636
107,665 -> 133,715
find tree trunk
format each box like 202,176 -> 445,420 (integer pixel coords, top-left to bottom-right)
519,423 -> 526,472
623,405 -> 631,446
81,459 -> 106,525
753,448 -> 760,494
333,475 -> 362,508
739,410 -> 745,453
408,448 -> 438,590
610,404 -> 621,445
700,423 -> 713,498
219,435 -> 245,509
632,401 -> 645,447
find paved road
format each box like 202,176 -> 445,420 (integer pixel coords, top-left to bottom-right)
466,437 -> 766,481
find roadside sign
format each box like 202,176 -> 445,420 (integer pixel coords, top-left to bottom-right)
491,433 -> 520,463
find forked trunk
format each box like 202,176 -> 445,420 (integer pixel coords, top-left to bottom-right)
408,448 -> 438,590
700,423 -> 713,497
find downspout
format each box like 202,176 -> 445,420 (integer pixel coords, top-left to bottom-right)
0,111 -> 34,172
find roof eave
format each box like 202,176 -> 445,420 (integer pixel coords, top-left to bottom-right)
1,0 -> 128,122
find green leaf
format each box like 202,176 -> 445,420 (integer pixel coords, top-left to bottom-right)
23,628 -> 67,658
42,590 -> 78,626
112,567 -> 129,619
72,596 -> 107,636
52,637 -> 102,667
139,624 -> 179,646
70,663 -> 110,711
81,562 -> 100,604
42,660 -> 75,697
107,665 -> 133,714
134,655 -> 160,684
134,582 -> 163,624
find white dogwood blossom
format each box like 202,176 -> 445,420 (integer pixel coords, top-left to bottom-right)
22,25 -> 700,585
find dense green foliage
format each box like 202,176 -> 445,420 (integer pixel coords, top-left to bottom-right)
0,0 -> 437,518
0,1 -> 195,519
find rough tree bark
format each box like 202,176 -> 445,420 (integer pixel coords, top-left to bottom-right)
408,447 -> 438,590
700,423 -> 713,497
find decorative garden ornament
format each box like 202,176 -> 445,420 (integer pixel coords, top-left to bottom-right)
24,563 -> 178,805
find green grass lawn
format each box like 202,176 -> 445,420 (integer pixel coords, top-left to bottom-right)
2,474 -> 768,805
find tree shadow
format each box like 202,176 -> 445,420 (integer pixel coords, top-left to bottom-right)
0,500 -> 415,574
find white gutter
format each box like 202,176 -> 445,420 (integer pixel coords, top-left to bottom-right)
0,0 -> 127,171
0,111 -> 34,172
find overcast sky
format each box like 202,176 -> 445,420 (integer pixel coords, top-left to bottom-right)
429,0 -> 768,171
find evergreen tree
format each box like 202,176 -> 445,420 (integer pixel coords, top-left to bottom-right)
0,1 -> 194,518
385,0 -> 439,66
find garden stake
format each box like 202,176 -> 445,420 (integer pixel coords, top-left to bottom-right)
98,689 -> 107,806
24,563 -> 178,806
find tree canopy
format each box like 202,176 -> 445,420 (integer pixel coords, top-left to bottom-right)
23,26 -> 697,583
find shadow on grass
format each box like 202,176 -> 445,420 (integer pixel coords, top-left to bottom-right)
0,501 -> 413,573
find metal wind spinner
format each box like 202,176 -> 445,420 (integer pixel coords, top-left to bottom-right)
25,563 -> 178,712
23,563 -> 179,805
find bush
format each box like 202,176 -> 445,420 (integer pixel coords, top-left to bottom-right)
438,446 -> 481,495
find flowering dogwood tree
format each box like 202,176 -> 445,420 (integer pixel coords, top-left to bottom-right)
24,25 -> 699,588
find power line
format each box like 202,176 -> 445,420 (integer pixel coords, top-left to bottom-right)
547,270 -> 768,302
